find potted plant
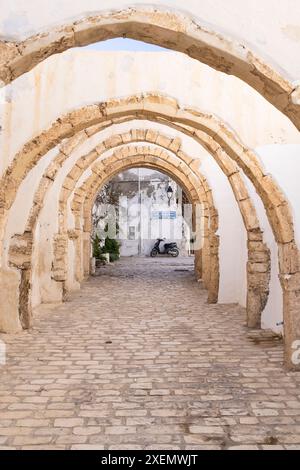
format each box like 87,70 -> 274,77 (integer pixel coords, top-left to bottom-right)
92,234 -> 107,267
102,237 -> 120,263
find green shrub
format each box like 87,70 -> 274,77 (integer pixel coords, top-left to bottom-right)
92,234 -> 102,259
109,252 -> 120,262
102,237 -> 120,262
104,237 -> 120,256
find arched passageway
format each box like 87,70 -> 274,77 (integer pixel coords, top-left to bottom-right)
0,94 -> 297,368
8,144 -> 220,332
1,2 -> 300,451
6,125 -> 269,339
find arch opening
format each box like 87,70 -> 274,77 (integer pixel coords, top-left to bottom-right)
0,94 -> 299,369
7,126 -> 270,340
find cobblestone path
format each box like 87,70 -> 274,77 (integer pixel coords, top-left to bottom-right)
0,257 -> 300,450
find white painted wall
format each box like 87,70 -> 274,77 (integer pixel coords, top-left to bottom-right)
3,147 -> 58,266
199,155 -> 248,306
256,145 -> 300,332
257,145 -> 300,248
240,144 -> 300,333
1,51 -> 299,175
243,172 -> 283,334
96,171 -> 187,257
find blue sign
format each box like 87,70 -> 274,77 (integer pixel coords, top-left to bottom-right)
151,211 -> 177,220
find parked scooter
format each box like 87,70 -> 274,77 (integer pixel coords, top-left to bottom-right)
150,238 -> 179,258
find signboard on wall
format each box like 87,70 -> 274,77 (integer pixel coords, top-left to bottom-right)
151,211 -> 177,220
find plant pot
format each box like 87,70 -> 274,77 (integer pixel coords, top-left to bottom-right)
102,253 -> 110,263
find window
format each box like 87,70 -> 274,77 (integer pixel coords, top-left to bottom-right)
128,226 -> 136,240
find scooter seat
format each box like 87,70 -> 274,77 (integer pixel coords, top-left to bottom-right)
164,243 -> 177,249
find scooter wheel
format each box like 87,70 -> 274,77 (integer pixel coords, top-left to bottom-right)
170,249 -> 179,257
150,249 -> 158,258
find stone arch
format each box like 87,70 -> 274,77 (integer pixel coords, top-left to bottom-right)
56,129 -> 269,325
8,142 -> 217,331
63,140 -> 269,330
1,93 -> 298,367
10,125 -> 269,330
0,7 -> 299,128
0,94 -> 294,251
69,146 -> 218,304
78,143 -> 270,323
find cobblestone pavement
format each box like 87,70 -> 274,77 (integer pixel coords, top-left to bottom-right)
1,257 -> 300,450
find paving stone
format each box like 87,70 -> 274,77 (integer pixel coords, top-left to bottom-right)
54,418 -> 84,427
0,257 -> 299,450
71,444 -> 105,450
228,445 -> 260,450
189,425 -> 224,435
73,427 -> 102,436
105,426 -> 137,435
